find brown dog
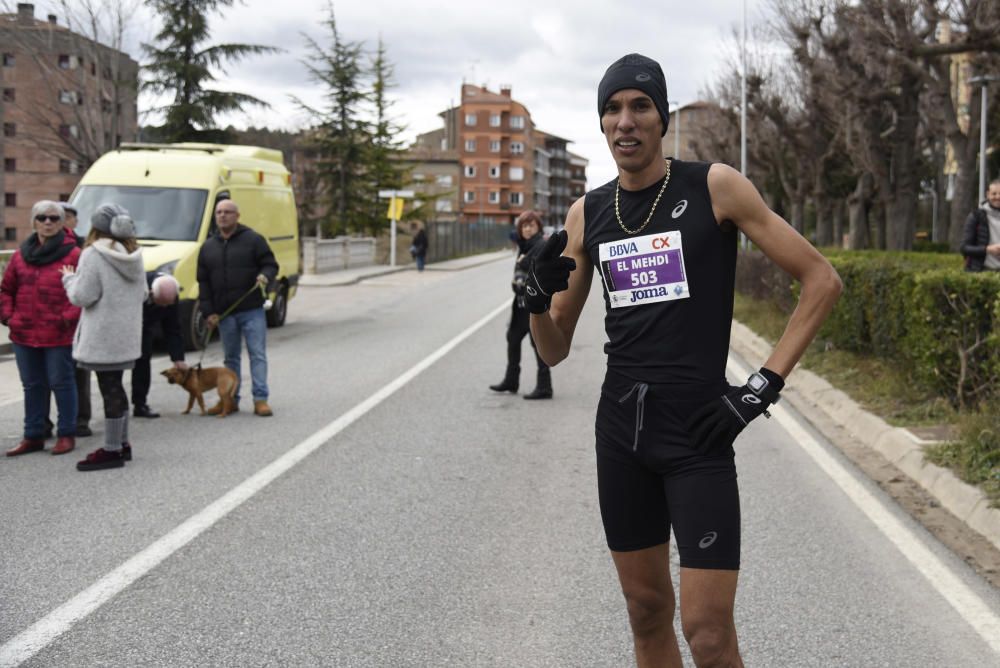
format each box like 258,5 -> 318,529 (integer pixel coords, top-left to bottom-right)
161,366 -> 239,417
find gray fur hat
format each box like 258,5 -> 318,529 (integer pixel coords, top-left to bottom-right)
91,203 -> 136,240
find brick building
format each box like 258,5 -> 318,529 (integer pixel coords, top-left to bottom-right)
410,84 -> 587,229
1,3 -> 138,248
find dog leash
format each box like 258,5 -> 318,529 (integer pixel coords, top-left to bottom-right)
195,282 -> 267,367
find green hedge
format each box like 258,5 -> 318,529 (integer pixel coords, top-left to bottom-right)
904,270 -> 1000,409
736,249 -> 1000,408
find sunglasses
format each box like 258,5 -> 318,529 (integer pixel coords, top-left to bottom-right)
34,215 -> 61,223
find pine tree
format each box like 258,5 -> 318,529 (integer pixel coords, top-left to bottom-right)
293,4 -> 370,237
365,36 -> 409,236
142,0 -> 279,143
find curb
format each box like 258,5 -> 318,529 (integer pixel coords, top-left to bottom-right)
729,320 -> 1000,554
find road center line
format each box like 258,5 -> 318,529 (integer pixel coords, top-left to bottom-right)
0,299 -> 511,668
727,357 -> 1000,655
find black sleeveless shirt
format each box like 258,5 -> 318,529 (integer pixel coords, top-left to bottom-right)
583,159 -> 737,388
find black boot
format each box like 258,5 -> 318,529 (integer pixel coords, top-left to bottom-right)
523,366 -> 553,400
489,366 -> 520,393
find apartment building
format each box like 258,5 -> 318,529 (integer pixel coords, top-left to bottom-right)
408,84 -> 587,228
403,127 -> 460,223
1,3 -> 139,248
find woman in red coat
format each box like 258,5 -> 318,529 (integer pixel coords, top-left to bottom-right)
1,201 -> 82,456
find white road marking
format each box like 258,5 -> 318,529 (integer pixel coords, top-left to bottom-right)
0,299 -> 511,667
728,357 -> 1000,655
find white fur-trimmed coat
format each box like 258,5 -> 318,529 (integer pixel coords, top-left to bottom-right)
62,239 -> 146,365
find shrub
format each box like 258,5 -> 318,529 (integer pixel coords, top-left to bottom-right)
904,270 -> 1000,409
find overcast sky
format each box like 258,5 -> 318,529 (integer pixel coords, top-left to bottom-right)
37,0 -> 767,188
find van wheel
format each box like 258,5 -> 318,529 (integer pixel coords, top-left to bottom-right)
180,300 -> 211,351
266,284 -> 288,328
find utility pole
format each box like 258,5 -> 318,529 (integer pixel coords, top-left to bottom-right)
969,75 -> 999,203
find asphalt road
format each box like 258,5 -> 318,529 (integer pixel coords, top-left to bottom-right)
1,256 -> 999,667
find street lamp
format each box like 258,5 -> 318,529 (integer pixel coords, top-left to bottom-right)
969,74 -> 999,203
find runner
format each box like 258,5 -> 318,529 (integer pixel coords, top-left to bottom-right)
526,53 -> 842,667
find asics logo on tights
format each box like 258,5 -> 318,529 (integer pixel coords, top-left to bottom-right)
699,531 -> 718,549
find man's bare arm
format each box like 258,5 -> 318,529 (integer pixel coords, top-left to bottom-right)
709,164 -> 842,377
530,198 -> 594,366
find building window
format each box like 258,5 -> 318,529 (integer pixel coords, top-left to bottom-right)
464,139 -> 476,152
59,90 -> 78,104
4,227 -> 16,241
464,191 -> 475,203
3,123 -> 14,138
489,165 -> 500,178
4,158 -> 15,172
510,115 -> 525,129
411,173 -> 425,182
510,192 -> 523,206
488,191 -> 499,204
509,166 -> 524,181
4,193 -> 16,207
59,193 -> 72,202
436,199 -> 452,212
464,165 -> 476,177
489,140 -> 501,153
59,159 -> 79,174
2,53 -> 14,67
435,174 -> 452,186
58,54 -> 77,69
90,61 -> 96,76
2,88 -> 14,102
489,114 -> 501,127
465,113 -> 476,126
60,124 -> 79,139
511,142 -> 524,154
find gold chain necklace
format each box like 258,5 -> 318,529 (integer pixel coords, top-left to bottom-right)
614,159 -> 672,235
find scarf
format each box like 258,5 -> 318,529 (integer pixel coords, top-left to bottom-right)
20,230 -> 73,266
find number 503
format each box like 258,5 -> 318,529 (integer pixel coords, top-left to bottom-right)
631,270 -> 657,287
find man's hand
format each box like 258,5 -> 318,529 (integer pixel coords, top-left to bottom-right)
686,368 -> 784,454
256,274 -> 269,287
205,314 -> 219,330
174,360 -> 188,370
987,243 -> 1000,257
523,230 -> 577,314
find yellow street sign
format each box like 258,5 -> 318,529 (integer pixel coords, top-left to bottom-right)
386,197 -> 404,220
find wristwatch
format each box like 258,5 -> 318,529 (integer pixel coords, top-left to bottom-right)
747,372 -> 781,404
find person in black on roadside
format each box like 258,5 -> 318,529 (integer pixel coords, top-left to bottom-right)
488,210 -> 553,400
132,273 -> 187,418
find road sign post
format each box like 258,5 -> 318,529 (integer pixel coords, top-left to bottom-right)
378,189 -> 414,267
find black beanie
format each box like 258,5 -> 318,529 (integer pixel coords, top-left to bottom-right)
598,53 -> 670,136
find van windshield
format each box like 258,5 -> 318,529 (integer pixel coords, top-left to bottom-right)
71,186 -> 209,241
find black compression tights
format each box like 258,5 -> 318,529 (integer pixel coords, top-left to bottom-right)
96,370 -> 128,418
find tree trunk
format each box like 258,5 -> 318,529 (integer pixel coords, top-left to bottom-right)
847,172 -> 873,250
790,198 -> 806,235
832,199 -> 845,249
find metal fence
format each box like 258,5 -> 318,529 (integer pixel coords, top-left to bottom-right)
425,219 -> 511,263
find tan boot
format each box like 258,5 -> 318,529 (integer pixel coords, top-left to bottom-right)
253,400 -> 273,417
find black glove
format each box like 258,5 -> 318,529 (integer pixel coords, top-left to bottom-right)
686,368 -> 785,454
523,230 -> 577,314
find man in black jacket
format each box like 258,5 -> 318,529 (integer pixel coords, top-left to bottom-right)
132,273 -> 187,418
197,199 -> 279,416
961,179 -> 1000,272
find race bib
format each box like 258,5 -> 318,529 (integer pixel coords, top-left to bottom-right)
598,230 -> 690,308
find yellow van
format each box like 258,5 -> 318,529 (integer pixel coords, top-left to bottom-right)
70,143 -> 300,349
